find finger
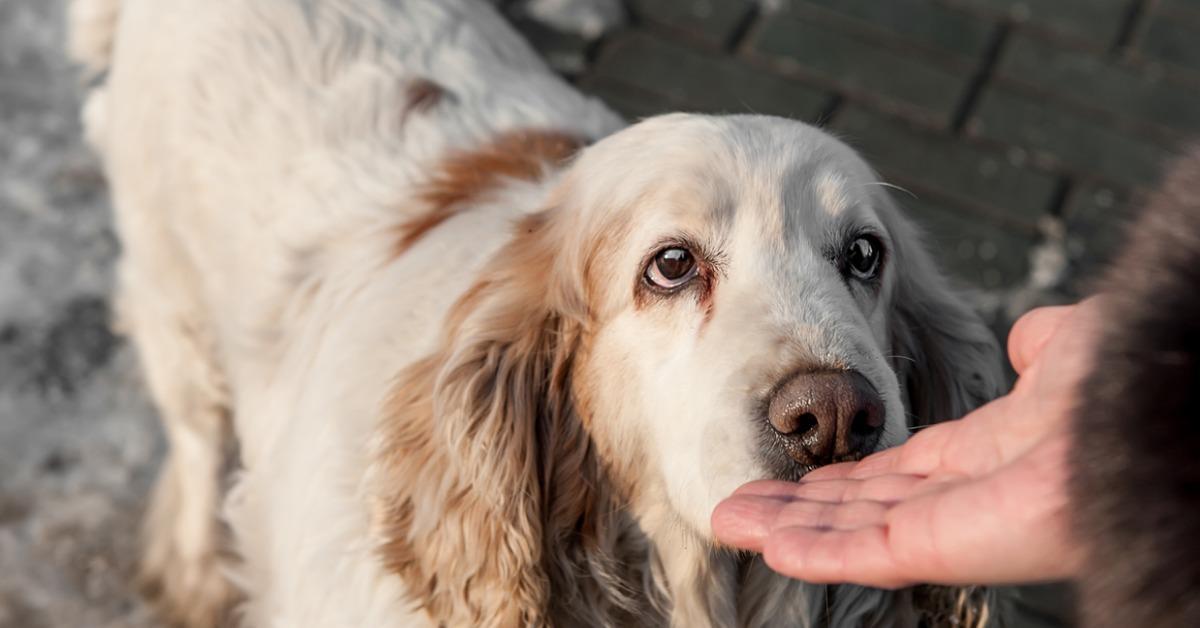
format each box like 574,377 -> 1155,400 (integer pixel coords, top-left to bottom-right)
1008,305 -> 1074,375
715,474 -> 934,551
756,418 -> 975,487
758,484 -> 990,587
733,479 -> 822,497
716,496 -> 892,540
787,421 -> 963,483
787,474 -> 928,504
772,499 -> 890,531
844,418 -> 966,479
711,494 -> 787,551
735,462 -> 937,500
841,448 -> 903,479
1020,298 -> 1106,386
762,525 -> 911,589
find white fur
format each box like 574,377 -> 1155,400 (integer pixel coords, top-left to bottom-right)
73,0 -> 1003,626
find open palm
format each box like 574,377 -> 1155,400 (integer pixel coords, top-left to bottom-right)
712,303 -> 1101,588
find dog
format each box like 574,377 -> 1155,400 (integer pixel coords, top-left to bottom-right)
69,0 -> 1004,625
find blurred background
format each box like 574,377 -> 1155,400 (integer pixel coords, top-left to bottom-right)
0,0 -> 1193,625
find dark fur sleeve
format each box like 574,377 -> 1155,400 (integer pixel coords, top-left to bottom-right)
1070,148 -> 1200,627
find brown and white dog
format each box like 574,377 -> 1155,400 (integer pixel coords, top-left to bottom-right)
70,0 -> 1004,625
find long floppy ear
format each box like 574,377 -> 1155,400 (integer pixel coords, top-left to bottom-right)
883,203 -> 1006,425
370,212 -> 600,626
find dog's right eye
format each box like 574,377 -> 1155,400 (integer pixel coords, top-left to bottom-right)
645,247 -> 698,290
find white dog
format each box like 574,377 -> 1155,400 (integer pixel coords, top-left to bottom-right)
70,0 -> 1004,625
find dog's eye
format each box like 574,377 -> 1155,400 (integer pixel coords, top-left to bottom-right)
845,235 -> 882,280
646,247 -> 698,290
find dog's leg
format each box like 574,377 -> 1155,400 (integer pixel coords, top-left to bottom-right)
75,0 -> 237,619
120,279 -> 238,627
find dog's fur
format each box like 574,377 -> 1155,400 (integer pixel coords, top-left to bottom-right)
70,0 -> 1004,626
1071,149 -> 1200,628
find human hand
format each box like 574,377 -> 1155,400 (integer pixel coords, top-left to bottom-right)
712,301 -> 1103,588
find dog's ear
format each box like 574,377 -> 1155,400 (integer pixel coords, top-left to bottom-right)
882,202 -> 1006,425
370,211 -> 601,626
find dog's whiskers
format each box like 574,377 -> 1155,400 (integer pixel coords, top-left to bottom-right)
864,181 -> 917,199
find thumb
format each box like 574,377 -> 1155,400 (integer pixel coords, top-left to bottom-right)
1008,305 -> 1074,375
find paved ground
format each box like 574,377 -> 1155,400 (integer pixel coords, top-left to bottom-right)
1,0 -> 163,625
1,0 -> 1193,626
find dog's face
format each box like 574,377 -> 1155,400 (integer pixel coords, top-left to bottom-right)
548,114 -> 1002,536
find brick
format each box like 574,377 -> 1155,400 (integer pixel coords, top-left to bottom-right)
589,32 -> 832,121
997,32 -> 1200,137
628,0 -> 753,46
1159,1 -> 1200,21
900,196 -> 1036,289
967,87 -> 1176,189
508,15 -> 592,76
1062,182 -> 1136,284
942,0 -> 1130,44
576,77 -> 676,120
1135,11 -> 1200,75
833,106 -> 1056,226
749,14 -> 973,126
782,0 -> 996,58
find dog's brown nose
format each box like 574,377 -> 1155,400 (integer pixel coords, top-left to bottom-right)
767,370 -> 884,465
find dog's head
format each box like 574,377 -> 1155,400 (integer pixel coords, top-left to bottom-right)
374,114 -> 1003,625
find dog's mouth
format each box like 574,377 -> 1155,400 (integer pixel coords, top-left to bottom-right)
761,449 -> 875,483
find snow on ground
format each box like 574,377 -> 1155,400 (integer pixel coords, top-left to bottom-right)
0,0 -> 163,626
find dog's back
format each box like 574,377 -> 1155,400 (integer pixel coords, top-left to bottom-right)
77,0 -> 620,358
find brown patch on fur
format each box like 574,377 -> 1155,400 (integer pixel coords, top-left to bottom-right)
402,78 -> 447,123
372,213 -> 658,626
698,279 -> 716,332
570,337 -> 647,503
390,207 -> 459,258
391,129 -> 586,258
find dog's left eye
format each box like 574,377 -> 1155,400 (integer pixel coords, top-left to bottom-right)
845,235 -> 883,280
645,247 -> 699,290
